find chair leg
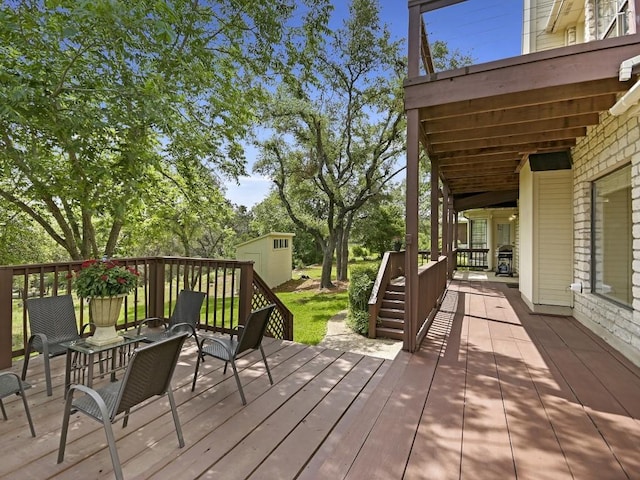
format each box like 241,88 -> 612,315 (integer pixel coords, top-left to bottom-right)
58,393 -> 74,464
43,353 -> 53,397
191,352 -> 202,392
230,360 -> 246,405
260,345 -> 273,385
103,420 -> 124,480
167,389 -> 185,448
18,384 -> 36,437
21,342 -> 32,381
0,399 -> 6,420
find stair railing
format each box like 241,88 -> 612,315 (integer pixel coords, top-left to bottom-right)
368,251 -> 404,338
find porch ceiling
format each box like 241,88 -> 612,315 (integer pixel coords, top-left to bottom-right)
404,34 -> 640,211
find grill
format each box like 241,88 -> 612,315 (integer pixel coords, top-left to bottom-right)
495,245 -> 513,277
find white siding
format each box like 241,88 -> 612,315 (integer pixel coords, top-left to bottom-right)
519,164 -> 534,302
535,170 -> 573,306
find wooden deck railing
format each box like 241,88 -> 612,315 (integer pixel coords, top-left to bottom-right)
456,248 -> 489,270
368,251 -> 448,351
0,256 -> 292,369
412,255 -> 448,351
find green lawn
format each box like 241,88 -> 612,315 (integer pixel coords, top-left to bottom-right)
276,260 -> 379,345
277,288 -> 349,345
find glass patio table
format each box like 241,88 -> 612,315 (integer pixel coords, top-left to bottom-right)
60,333 -> 146,397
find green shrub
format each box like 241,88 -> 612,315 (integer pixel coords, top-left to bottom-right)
347,264 -> 379,336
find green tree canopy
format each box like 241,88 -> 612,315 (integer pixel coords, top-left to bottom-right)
0,0 -> 327,260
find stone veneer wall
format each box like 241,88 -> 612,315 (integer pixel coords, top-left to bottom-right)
571,110 -> 640,366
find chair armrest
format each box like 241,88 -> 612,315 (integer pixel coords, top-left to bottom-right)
27,332 -> 48,354
135,317 -> 168,335
79,323 -> 95,335
168,322 -> 197,338
199,335 -> 234,357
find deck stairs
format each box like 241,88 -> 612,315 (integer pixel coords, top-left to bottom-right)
376,282 -> 405,340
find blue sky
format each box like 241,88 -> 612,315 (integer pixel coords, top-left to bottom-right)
225,0 -> 523,208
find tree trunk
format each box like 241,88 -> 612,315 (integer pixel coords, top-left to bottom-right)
319,237 -> 335,289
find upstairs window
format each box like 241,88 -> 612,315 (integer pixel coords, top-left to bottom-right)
596,0 -> 630,39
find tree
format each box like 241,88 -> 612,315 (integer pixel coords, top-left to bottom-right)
0,0 -> 325,260
352,186 -> 405,258
255,0 -> 406,288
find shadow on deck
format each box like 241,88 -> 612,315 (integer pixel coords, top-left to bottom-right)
2,279 -> 639,479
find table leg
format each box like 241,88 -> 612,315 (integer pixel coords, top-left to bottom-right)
87,352 -> 95,389
64,349 -> 72,399
110,346 -> 117,382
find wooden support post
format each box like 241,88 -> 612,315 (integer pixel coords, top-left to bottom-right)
0,268 -> 13,369
148,258 -> 165,319
431,158 -> 440,262
238,262 -> 254,326
405,108 -> 420,353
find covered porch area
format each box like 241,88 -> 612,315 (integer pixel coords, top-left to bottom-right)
2,278 -> 638,478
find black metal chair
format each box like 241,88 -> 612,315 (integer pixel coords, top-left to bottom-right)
136,290 -> 206,343
0,371 -> 36,437
58,332 -> 188,480
136,290 -> 206,386
192,304 -> 276,404
23,295 -> 93,396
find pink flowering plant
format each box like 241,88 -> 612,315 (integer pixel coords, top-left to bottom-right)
73,259 -> 140,298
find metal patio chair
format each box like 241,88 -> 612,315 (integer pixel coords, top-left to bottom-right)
136,290 -> 206,343
0,371 -> 36,437
58,332 -> 188,480
192,304 -> 276,404
23,295 -> 93,396
136,289 -> 206,385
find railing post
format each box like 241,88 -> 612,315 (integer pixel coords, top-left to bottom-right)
0,267 -> 13,369
238,262 -> 254,326
148,258 -> 165,319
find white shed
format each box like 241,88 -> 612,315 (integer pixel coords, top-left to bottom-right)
236,232 -> 295,288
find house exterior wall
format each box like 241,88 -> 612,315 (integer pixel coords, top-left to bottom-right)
571,111 -> 640,366
519,164 -> 574,312
519,164 -> 535,302
535,170 -> 573,307
522,0 -> 586,54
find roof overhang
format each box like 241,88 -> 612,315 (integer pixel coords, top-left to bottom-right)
404,34 -> 640,211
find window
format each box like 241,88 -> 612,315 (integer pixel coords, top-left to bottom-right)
273,238 -> 289,249
470,219 -> 487,248
596,0 -> 630,39
591,164 -> 631,306
496,223 -> 511,246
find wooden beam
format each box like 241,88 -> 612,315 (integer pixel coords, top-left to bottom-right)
427,113 -> 600,143
431,127 -> 586,153
515,153 -> 530,173
436,140 -> 577,159
408,0 -> 467,13
421,95 -> 614,132
404,37 -> 640,110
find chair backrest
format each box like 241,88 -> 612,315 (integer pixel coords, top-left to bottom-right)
236,304 -> 276,355
169,290 -> 206,329
25,296 -> 80,348
111,332 -> 188,420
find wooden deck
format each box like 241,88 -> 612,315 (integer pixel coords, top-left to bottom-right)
2,279 -> 640,479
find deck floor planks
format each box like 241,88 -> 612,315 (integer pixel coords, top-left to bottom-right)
4,279 -> 640,480
201,351 -> 370,480
295,352 -> 410,480
248,355 -> 388,480
145,348 -> 346,479
404,288 -> 467,480
459,287 -> 517,480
